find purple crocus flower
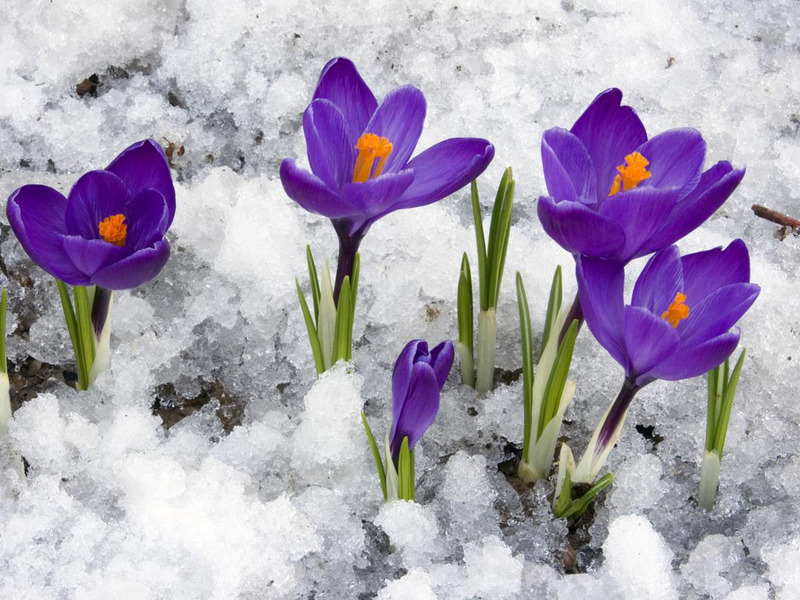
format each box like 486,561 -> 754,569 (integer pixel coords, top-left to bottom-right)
7,139 -> 175,291
281,57 -> 494,298
576,240 -> 759,464
389,338 -> 454,462
538,89 -> 745,264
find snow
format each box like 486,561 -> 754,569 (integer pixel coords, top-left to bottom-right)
1,0 -> 800,597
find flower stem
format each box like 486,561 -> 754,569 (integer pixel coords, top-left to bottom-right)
88,287 -> 114,386
333,228 -> 363,305
558,292 -> 584,345
573,376 -> 641,484
91,286 -> 113,339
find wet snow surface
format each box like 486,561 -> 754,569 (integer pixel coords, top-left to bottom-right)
1,0 -> 799,598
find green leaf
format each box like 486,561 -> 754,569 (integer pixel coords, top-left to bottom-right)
561,472 -> 615,519
554,464 -> 574,517
516,273 -> 534,463
317,263 -> 337,370
361,412 -> 387,500
488,174 -> 514,308
73,285 -> 97,391
471,180 -> 489,311
0,289 -> 6,374
347,254 -> 360,360
306,246 -> 321,322
714,350 -> 746,455
296,279 -> 325,375
706,363 -> 720,451
398,437 -> 414,501
540,266 -> 563,354
539,320 -> 578,438
332,276 -> 352,363
458,253 -> 474,350
57,280 -> 86,389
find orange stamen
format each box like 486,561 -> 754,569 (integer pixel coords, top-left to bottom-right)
661,292 -> 689,328
352,133 -> 393,183
98,214 -> 127,247
608,152 -> 652,196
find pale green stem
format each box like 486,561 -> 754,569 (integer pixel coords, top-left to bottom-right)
475,308 -> 497,394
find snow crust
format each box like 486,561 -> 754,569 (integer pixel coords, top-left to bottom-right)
1,0 -> 799,597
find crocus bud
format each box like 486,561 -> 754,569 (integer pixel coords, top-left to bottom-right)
389,339 -> 454,462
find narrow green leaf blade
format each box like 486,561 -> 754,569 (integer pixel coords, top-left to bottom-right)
361,412 -> 387,500
471,180 -> 489,310
296,279 -> 325,375
332,276 -> 352,363
488,176 -> 514,308
714,350 -> 746,455
516,273 -> 534,463
539,320 -> 578,438
306,246 -> 321,322
541,266 -> 563,354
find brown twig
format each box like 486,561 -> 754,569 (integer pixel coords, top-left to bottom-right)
752,205 -> 800,229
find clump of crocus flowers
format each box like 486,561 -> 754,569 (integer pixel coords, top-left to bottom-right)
0,57 -> 761,521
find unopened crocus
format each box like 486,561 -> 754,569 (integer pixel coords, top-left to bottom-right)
538,89 -> 745,264
572,240 -> 759,482
389,338 -> 454,462
7,139 -> 175,291
281,57 -> 494,298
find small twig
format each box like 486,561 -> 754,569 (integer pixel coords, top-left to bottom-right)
752,205 -> 800,229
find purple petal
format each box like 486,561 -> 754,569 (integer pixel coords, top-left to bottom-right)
362,85 -> 426,173
342,170 -> 414,222
6,184 -> 87,284
303,99 -> 355,192
681,239 -> 751,302
647,331 -> 740,382
389,362 -> 440,457
105,139 -> 175,228
541,128 -> 597,202
65,170 -> 130,239
392,339 -> 426,431
678,283 -> 760,346
427,340 -> 455,390
576,256 -> 627,367
630,246 -> 684,316
387,138 -> 494,213
598,186 -> 678,261
623,305 -> 680,379
124,189 -> 170,250
280,159 -> 362,220
60,235 -> 128,277
537,196 -> 626,258
569,88 -> 648,202
639,163 -> 745,257
313,57 -> 378,142
635,128 -> 705,198
89,239 -> 171,290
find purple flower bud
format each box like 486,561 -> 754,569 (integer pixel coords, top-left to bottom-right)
389,339 -> 454,461
537,88 -> 745,263
6,139 -> 175,290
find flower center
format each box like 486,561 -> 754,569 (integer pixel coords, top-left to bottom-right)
608,152 -> 652,196
661,291 -> 689,328
98,214 -> 127,246
353,133 -> 393,183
